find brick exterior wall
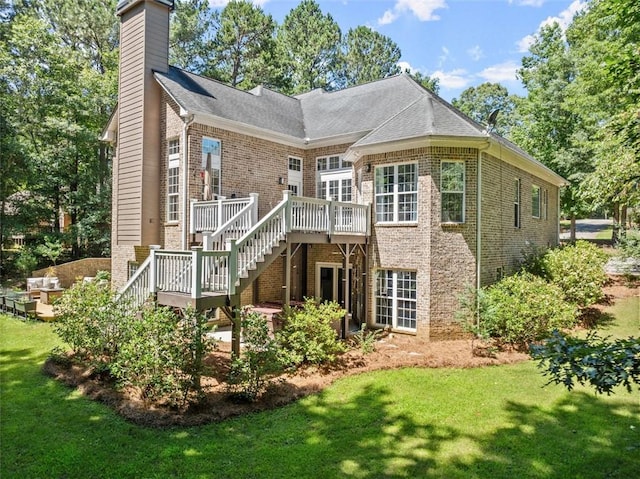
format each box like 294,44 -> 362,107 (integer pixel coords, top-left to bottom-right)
111,93 -> 561,341
480,153 -> 559,286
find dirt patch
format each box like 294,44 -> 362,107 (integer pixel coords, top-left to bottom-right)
43,276 -> 637,428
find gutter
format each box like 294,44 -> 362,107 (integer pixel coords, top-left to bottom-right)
181,113 -> 195,250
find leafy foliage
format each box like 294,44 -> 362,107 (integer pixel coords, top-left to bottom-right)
617,229 -> 640,260
111,306 -> 215,406
349,323 -> 382,355
52,280 -> 125,370
227,307 -> 283,401
459,273 -> 578,347
276,298 -> 346,367
530,330 -> 640,394
541,241 -> 608,308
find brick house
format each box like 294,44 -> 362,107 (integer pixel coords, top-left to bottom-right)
103,0 -> 565,345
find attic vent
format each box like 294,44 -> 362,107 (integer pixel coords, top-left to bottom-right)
249,85 -> 263,96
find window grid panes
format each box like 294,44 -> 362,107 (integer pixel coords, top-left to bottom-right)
167,139 -> 180,222
375,270 -> 417,331
532,185 -> 541,218
440,161 -> 465,223
167,166 -> 179,222
288,156 -> 301,171
375,163 -> 417,223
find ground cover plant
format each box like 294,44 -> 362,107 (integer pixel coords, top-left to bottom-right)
1,282 -> 639,479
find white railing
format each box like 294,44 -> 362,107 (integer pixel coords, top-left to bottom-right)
289,196 -> 369,236
190,196 -> 255,234
121,192 -> 371,304
229,193 -> 290,293
202,193 -> 258,251
117,255 -> 152,310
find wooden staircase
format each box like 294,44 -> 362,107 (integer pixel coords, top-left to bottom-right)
117,191 -> 370,312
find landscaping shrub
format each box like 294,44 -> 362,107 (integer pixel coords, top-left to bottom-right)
276,298 -> 346,368
111,306 -> 214,406
349,323 -> 382,355
459,272 -> 578,347
617,228 -> 640,260
53,280 -> 126,369
227,307 -> 283,401
542,241 -> 608,308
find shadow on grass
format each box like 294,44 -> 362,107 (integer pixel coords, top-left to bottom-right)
439,393 -> 640,478
580,307 -> 617,329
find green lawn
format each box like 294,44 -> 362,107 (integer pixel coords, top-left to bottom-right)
1,300 -> 639,479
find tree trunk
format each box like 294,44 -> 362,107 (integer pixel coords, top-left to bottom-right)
612,203 -> 620,244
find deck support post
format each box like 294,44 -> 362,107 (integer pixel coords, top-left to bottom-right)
230,297 -> 241,357
342,242 -> 351,339
283,242 -> 291,307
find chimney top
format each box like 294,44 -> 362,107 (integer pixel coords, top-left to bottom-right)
116,0 -> 174,16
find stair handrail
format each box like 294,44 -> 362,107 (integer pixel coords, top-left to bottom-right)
228,191 -> 291,294
116,254 -> 153,310
190,196 -> 255,234
202,193 -> 258,251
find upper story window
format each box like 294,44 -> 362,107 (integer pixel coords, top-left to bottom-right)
317,154 -> 352,202
440,161 -> 465,223
167,138 -> 180,222
514,178 -> 521,228
375,163 -> 418,223
532,185 -> 541,219
317,155 -> 350,171
202,137 -> 221,200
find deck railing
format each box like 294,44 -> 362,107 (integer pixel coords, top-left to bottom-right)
190,196 -> 255,234
121,192 -> 371,304
202,193 -> 258,251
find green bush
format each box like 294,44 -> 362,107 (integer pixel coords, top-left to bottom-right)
15,247 -> 38,277
227,307 -> 283,401
617,228 -> 640,260
462,272 -> 578,347
350,323 -> 382,355
53,280 -> 126,369
276,298 -> 346,368
111,306 -> 214,406
542,241 -> 608,308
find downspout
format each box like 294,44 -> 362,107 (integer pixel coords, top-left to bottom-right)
181,114 -> 195,250
476,141 -> 490,327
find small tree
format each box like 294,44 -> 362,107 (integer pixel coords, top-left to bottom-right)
36,236 -> 64,266
227,307 -> 283,401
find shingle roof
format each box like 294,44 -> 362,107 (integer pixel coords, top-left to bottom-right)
154,67 -> 306,138
152,67 -> 565,185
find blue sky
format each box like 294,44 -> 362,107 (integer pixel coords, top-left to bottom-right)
210,0 -> 587,101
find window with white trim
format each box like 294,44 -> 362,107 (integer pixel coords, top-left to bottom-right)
375,163 -> 418,223
542,188 -> 549,220
316,154 -> 352,202
514,178 -> 521,228
532,185 -> 541,219
440,161 -> 465,223
202,137 -> 221,199
375,270 -> 417,331
167,138 -> 180,222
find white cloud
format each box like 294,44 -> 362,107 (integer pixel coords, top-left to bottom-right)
518,0 -> 545,6
397,61 -> 415,73
467,45 -> 483,62
378,10 -> 399,25
378,0 -> 447,25
432,69 -> 471,89
438,46 -> 450,67
477,61 -> 519,83
516,0 -> 587,52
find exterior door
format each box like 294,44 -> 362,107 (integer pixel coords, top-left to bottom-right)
316,263 -> 357,331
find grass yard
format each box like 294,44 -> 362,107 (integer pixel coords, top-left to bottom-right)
1,298 -> 639,479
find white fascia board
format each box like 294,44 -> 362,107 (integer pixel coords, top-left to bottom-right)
100,107 -> 118,143
351,135 -> 490,157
